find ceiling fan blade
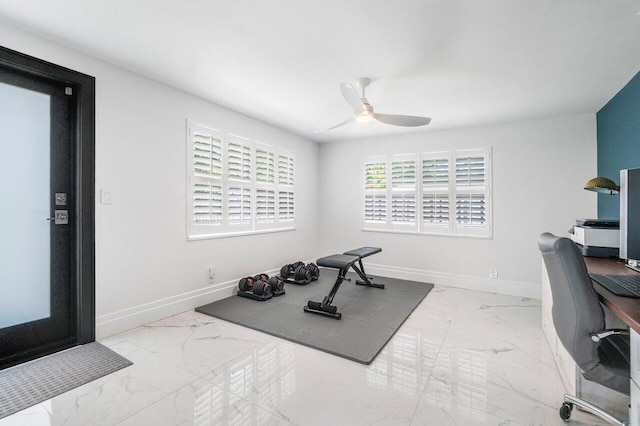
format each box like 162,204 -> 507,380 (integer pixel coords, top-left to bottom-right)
372,113 -> 431,127
315,116 -> 355,133
340,83 -> 365,112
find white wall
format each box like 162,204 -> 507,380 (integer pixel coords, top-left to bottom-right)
0,21 -> 599,339
319,115 -> 597,298
0,22 -> 320,338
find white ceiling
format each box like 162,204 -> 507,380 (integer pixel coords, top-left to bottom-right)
1,0 -> 640,143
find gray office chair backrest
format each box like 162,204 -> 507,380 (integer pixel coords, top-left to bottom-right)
538,232 -> 605,372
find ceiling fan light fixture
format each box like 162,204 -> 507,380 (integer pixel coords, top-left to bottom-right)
356,111 -> 373,123
318,79 -> 432,132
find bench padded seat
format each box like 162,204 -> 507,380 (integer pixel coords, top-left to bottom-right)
317,254 -> 359,270
343,247 -> 382,258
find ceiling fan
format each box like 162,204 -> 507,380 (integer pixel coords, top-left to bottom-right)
319,78 -> 431,132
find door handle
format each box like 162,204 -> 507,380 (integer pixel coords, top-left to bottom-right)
46,210 -> 69,225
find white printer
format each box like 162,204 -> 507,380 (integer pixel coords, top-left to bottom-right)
569,218 -> 620,257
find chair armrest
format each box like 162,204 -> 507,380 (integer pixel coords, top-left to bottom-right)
589,329 -> 630,342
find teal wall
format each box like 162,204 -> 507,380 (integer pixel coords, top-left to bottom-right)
597,71 -> 640,219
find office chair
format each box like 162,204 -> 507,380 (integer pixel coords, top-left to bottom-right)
538,233 -> 630,425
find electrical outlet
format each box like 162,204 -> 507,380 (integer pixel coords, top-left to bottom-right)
208,267 -> 215,281
489,268 -> 498,279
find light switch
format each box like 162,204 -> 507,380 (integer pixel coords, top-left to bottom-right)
100,188 -> 112,204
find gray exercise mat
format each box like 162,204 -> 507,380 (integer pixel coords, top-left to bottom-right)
0,342 -> 132,419
196,270 -> 433,364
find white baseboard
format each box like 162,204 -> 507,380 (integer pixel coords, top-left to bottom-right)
363,262 -> 541,299
96,267 -> 280,339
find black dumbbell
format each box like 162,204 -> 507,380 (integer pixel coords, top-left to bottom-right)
306,263 -> 320,279
268,276 -> 285,291
253,273 -> 270,282
294,264 -> 312,282
238,276 -> 256,291
291,261 -> 305,269
252,280 -> 272,296
280,264 -> 294,279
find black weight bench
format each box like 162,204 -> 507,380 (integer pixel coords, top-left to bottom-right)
304,247 -> 384,320
343,247 -> 383,287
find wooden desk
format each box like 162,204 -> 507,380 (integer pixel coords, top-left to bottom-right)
585,257 -> 640,335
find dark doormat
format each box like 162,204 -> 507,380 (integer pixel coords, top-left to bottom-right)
0,342 -> 132,419
196,270 -> 433,364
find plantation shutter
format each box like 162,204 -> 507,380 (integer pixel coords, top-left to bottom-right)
228,136 -> 251,182
256,189 -> 275,223
189,123 -> 225,237
184,121 -> 296,237
422,154 -> 450,228
256,148 -> 275,183
391,159 -> 416,190
228,186 -> 251,225
456,193 -> 486,226
364,194 -> 387,223
364,161 -> 387,190
278,154 -> 294,186
278,191 -> 294,222
276,151 -> 295,224
390,155 -> 417,228
193,132 -> 222,177
391,193 -> 416,223
360,148 -> 491,237
363,157 -> 388,228
193,183 -> 223,225
455,150 -> 489,231
422,157 -> 449,187
422,193 -> 449,225
456,155 -> 485,186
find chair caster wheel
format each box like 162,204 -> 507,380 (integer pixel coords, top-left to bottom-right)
559,402 -> 573,421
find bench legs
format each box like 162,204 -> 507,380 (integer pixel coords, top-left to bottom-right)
304,268 -> 347,320
304,264 -> 384,320
352,260 -> 385,289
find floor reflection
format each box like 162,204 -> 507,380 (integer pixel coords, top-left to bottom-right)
366,329 -> 442,397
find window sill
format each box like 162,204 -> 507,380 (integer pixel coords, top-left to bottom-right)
188,226 -> 296,241
362,227 -> 492,240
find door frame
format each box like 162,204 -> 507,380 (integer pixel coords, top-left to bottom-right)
0,46 -> 95,365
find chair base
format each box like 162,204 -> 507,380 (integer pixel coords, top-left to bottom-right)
562,394 -> 628,425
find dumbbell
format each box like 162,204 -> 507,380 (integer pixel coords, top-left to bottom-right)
280,264 -> 294,279
252,280 -> 272,296
238,276 -> 257,292
239,276 -> 273,296
306,263 -> 320,280
280,261 -> 313,283
253,273 -> 270,282
294,264 -> 312,282
267,276 -> 285,292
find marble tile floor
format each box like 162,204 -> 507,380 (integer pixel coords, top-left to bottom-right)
0,286 -> 613,426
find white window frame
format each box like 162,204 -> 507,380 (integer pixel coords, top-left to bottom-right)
362,147 -> 492,239
187,120 -> 296,240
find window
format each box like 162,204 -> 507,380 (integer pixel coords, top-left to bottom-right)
363,157 -> 388,229
363,148 -> 491,238
390,154 -> 417,231
187,121 -> 295,239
